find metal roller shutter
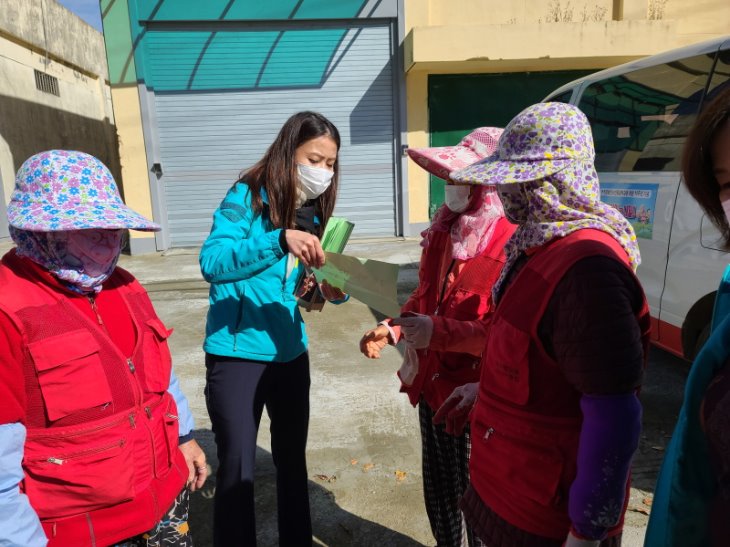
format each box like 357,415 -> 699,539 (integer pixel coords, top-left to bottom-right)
145,23 -> 396,247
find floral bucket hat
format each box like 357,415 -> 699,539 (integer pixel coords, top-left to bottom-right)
407,127 -> 504,181
7,150 -> 160,232
449,102 -> 595,185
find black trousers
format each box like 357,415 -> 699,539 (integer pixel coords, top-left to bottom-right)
205,352 -> 312,547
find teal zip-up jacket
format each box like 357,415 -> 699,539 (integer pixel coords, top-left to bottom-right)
200,183 -> 307,362
644,264 -> 730,546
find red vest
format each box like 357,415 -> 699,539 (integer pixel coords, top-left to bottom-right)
469,230 -> 650,540
402,217 -> 515,410
0,252 -> 187,547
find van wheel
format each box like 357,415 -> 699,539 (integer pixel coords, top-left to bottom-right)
681,292 -> 716,360
690,323 -> 711,361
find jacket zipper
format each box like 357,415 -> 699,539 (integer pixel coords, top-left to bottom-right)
27,413 -> 130,440
434,259 -> 457,316
85,295 -> 144,409
40,439 -> 126,465
87,295 -> 110,335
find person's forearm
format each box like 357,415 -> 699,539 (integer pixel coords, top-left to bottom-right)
568,392 -> 642,540
168,369 -> 195,440
429,315 -> 489,356
0,423 -> 47,546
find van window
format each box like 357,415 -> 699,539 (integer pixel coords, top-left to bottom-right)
577,53 -> 716,172
705,48 -> 730,104
547,90 -> 573,103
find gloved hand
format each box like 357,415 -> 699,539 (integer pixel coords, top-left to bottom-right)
432,382 -> 478,436
360,325 -> 391,359
563,531 -> 600,547
390,314 -> 433,349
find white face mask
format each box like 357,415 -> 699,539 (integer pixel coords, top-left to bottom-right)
444,185 -> 471,213
297,164 -> 334,199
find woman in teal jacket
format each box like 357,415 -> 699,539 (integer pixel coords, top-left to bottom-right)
200,111 -> 345,546
645,85 -> 730,546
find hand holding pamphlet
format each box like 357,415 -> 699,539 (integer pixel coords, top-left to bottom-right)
297,216 -> 400,316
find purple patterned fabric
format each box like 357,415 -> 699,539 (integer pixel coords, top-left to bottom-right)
449,103 -> 641,299
569,393 -> 641,540
10,227 -> 123,293
7,150 -> 159,232
450,103 -> 595,185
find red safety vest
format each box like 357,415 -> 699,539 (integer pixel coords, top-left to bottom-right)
0,251 -> 187,547
469,229 -> 650,540
401,217 -> 515,410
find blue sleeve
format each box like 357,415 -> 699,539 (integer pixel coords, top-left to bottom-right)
199,186 -> 285,283
168,369 -> 195,440
0,423 -> 47,546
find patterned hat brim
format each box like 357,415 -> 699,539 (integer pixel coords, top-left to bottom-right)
407,146 -> 483,181
7,200 -> 161,232
450,154 -> 579,185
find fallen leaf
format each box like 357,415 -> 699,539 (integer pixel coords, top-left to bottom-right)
314,474 -> 337,483
350,459 -> 358,466
394,470 -> 407,482
362,463 -> 374,472
643,497 -> 653,507
628,505 -> 650,515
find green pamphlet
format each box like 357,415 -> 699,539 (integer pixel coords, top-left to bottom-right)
312,252 -> 401,317
297,217 -> 355,312
321,217 -> 355,253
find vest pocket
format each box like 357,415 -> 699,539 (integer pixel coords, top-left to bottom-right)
482,317 -> 530,405
444,288 -> 489,321
23,425 -> 133,519
472,417 -> 564,507
145,394 -> 179,479
142,318 -> 173,393
28,330 -> 113,422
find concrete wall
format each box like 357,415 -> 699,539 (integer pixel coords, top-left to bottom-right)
402,0 -> 730,226
0,0 -> 119,239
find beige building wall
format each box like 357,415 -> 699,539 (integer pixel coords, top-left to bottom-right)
110,87 -> 154,228
403,0 -> 729,225
0,0 -> 119,239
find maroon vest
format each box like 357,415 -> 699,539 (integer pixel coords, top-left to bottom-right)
0,252 -> 187,547
469,229 -> 650,540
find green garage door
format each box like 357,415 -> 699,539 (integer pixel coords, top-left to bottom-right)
427,71 -> 593,217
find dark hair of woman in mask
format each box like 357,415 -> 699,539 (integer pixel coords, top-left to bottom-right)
235,111 -> 341,236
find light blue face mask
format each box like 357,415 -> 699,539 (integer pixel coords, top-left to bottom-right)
297,164 -> 334,199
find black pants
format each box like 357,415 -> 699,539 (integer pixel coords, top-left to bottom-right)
205,352 -> 312,547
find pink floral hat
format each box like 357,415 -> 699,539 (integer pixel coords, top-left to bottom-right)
450,102 -> 595,185
7,150 -> 160,232
407,127 -> 504,181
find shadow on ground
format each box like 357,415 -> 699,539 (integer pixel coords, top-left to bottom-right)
189,429 -> 425,547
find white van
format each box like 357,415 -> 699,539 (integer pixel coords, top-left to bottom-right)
545,36 -> 730,360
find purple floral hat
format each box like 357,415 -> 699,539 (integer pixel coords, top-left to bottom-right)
7,150 -> 160,232
449,102 -> 595,185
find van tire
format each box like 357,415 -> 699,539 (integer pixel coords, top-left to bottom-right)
690,323 -> 711,361
681,292 -> 716,360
